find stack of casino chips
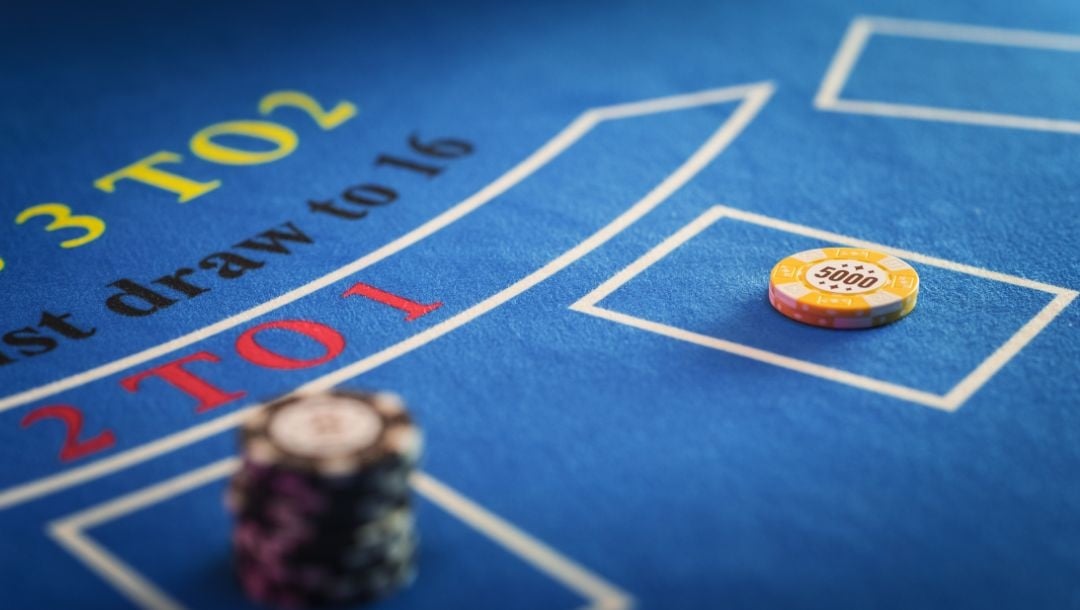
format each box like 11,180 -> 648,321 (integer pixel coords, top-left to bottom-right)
768,247 -> 920,329
227,390 -> 422,608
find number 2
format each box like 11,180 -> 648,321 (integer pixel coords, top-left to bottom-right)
258,90 -> 357,130
21,405 -> 116,462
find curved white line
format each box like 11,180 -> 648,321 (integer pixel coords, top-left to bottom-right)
0,116 -> 587,413
0,82 -> 773,414
0,82 -> 774,511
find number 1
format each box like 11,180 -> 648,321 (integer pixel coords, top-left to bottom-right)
374,154 -> 443,177
342,282 -> 442,321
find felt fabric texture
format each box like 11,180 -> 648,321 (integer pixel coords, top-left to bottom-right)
1,1 -> 1078,608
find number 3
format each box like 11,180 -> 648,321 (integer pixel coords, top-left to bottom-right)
15,203 -> 106,248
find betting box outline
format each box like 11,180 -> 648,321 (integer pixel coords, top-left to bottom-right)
815,16 -> 1080,134
572,205 -> 1076,412
47,458 -> 632,610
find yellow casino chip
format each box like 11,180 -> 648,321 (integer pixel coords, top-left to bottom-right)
768,283 -> 918,329
768,247 -> 919,327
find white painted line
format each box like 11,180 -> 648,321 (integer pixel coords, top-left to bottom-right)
868,16 -> 1080,51
814,17 -> 873,108
571,205 -> 1075,411
714,206 -> 1072,294
411,473 -> 632,610
0,80 -> 769,415
572,206 -> 728,310
49,459 -> 632,610
814,16 -> 1080,133
825,99 -> 1080,135
3,118 -> 590,413
48,530 -> 185,610
54,458 -> 239,531
578,305 -> 951,410
943,291 -> 1077,408
290,85 -> 774,396
0,408 -> 252,510
47,458 -> 236,610
0,82 -> 775,511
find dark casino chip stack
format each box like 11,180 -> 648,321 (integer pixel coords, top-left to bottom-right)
227,390 -> 422,608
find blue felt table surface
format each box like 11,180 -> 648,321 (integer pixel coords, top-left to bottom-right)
1,1 -> 1078,609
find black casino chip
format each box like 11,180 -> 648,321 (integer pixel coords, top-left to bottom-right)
227,390 -> 422,607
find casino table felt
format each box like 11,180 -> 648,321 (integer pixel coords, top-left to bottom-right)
1,1 -> 1079,609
